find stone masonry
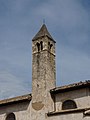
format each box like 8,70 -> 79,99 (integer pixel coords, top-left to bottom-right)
31,24 -> 56,120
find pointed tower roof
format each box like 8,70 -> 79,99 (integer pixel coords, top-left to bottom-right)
32,24 -> 55,42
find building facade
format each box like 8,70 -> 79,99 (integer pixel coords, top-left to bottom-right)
0,24 -> 90,120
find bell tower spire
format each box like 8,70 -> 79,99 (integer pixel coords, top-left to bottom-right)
31,24 -> 56,119
32,24 -> 55,41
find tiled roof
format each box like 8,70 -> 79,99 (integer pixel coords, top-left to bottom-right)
50,80 -> 90,94
0,81 -> 90,105
0,94 -> 31,106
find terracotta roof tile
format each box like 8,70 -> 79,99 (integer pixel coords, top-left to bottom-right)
50,80 -> 90,94
0,94 -> 32,106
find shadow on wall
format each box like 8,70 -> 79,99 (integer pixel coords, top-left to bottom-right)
56,88 -> 90,103
0,101 -> 30,115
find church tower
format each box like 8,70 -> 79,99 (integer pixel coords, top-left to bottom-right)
31,24 -> 56,119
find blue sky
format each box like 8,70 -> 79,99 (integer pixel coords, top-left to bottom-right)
0,0 -> 90,100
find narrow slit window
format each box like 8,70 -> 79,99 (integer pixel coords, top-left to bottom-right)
48,42 -> 50,50
48,42 -> 53,50
50,44 -> 53,49
40,41 -> 43,50
37,43 -> 40,52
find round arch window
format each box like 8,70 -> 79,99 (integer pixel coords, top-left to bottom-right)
62,100 -> 77,110
6,113 -> 16,120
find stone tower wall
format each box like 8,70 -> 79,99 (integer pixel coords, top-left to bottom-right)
31,25 -> 56,120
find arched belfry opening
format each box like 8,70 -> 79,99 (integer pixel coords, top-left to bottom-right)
36,42 -> 40,52
36,41 -> 43,52
48,42 -> 53,51
40,41 -> 43,50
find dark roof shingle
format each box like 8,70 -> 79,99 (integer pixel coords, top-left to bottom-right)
32,24 -> 55,42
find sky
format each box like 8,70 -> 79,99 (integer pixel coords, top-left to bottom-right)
0,0 -> 90,100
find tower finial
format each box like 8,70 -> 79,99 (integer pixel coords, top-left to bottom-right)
43,19 -> 45,24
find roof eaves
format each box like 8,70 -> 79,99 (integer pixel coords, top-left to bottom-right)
50,80 -> 90,94
0,94 -> 32,106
